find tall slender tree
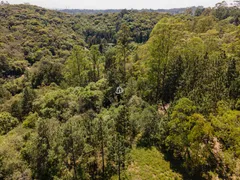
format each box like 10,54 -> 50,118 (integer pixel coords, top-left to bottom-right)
117,24 -> 131,83
64,46 -> 90,87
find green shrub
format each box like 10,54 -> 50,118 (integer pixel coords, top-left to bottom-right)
0,112 -> 19,135
23,112 -> 39,128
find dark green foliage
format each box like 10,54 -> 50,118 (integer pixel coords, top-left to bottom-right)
0,55 -> 10,78
138,105 -> 161,147
214,1 -> 240,20
21,86 -> 35,117
195,7 -> 205,16
78,10 -> 167,46
30,58 -> 63,88
11,99 -> 23,120
226,58 -> 238,88
230,76 -> 240,99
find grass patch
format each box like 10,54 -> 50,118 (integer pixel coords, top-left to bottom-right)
124,147 -> 182,180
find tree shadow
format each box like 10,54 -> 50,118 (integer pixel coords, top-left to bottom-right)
159,148 -> 201,180
136,139 -> 198,180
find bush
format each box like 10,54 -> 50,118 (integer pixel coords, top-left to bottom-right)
0,112 -> 19,135
23,112 -> 39,128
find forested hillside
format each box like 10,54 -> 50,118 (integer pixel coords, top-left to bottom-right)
60,6 -> 202,15
0,2 -> 240,180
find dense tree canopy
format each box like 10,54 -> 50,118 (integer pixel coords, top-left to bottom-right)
0,2 -> 240,180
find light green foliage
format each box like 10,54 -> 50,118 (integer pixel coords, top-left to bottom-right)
0,112 -> 19,135
122,147 -> 182,180
147,18 -> 184,103
33,83 -> 104,121
166,98 -> 196,153
211,108 -> 240,156
23,112 -> 39,128
60,116 -> 89,179
194,16 -> 216,33
166,98 -> 213,175
64,46 -> 90,87
116,24 -> 132,82
25,118 -> 61,179
137,105 -> 162,147
33,88 -> 79,120
0,126 -> 32,180
0,85 -> 11,104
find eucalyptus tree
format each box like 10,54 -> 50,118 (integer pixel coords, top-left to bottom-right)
64,46 -> 90,87
147,18 -> 184,104
116,24 -> 132,83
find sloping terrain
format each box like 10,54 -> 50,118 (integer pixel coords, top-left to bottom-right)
1,3 -> 240,180
126,148 -> 182,180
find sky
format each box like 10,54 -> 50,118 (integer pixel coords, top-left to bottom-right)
7,0 -> 228,9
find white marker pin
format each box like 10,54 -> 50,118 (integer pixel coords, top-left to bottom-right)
115,86 -> 124,95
